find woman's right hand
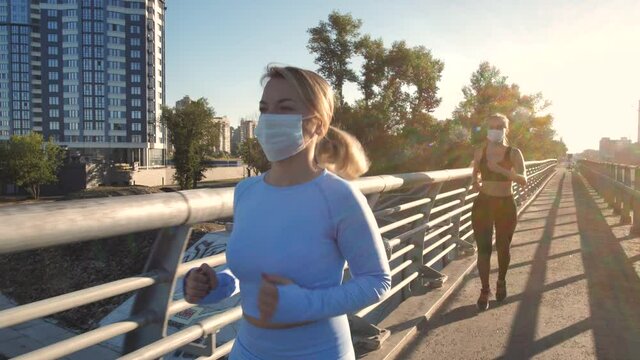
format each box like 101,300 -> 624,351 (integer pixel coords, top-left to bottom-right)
472,180 -> 481,193
185,263 -> 218,304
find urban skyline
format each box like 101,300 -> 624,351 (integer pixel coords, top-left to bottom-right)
0,0 -> 166,166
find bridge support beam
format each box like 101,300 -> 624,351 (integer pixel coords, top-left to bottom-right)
123,225 -> 192,357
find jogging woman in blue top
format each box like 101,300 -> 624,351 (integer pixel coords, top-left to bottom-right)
184,65 -> 391,359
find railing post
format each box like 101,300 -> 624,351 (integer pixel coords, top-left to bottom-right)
613,164 -> 623,214
123,225 -> 192,356
603,163 -> 612,205
621,166 -> 632,223
451,177 -> 475,258
633,167 -> 640,234
407,183 -> 444,296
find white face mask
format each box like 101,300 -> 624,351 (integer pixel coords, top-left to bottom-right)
255,113 -> 314,162
487,129 -> 506,143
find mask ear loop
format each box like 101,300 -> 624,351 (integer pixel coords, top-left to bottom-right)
312,115 -> 334,169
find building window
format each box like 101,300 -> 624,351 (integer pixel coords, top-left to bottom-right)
48,59 -> 59,67
63,47 -> 78,55
64,72 -> 78,80
65,122 -> 79,130
131,62 -> 141,70
48,21 -> 58,30
131,74 -> 141,83
132,111 -> 141,119
48,34 -> 58,42
63,34 -> 77,43
64,97 -> 78,105
63,85 -> 78,93
48,72 -> 59,81
49,97 -> 59,105
132,122 -> 141,131
50,122 -> 60,130
64,60 -> 78,68
131,87 -> 141,95
130,25 -> 140,34
49,84 -> 59,92
132,135 -> 142,143
63,21 -> 77,30
49,109 -> 59,117
131,98 -> 141,107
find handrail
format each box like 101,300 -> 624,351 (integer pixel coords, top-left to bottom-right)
0,159 -> 557,359
578,159 -> 640,229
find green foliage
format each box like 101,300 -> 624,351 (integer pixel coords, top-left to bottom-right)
238,138 -> 270,176
307,11 -> 362,105
308,12 -> 446,175
452,62 -> 567,162
161,98 -> 220,189
0,133 -> 63,199
306,11 -> 565,174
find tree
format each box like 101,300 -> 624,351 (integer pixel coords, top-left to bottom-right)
161,98 -> 220,189
0,133 -> 63,199
452,62 -> 567,160
307,11 -> 362,106
355,35 -> 386,107
239,138 -> 270,176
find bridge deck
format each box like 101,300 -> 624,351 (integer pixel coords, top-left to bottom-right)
399,170 -> 640,359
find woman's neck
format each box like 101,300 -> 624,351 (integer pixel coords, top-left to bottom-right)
487,141 -> 507,149
264,148 -> 323,187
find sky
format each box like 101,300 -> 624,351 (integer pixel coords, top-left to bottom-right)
165,0 -> 640,154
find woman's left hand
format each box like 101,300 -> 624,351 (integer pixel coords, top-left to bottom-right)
510,169 -> 527,186
258,274 -> 294,322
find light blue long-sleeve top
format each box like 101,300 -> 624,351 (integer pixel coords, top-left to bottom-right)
196,169 -> 391,359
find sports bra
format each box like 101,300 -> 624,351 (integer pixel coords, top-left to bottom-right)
479,145 -> 513,182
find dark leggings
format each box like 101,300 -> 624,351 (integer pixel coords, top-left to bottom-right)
471,192 -> 517,287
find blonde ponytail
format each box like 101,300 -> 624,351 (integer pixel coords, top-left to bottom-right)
316,126 -> 370,180
263,65 -> 370,179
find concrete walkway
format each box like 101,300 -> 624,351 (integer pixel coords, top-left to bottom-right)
0,294 -> 119,359
398,170 -> 640,359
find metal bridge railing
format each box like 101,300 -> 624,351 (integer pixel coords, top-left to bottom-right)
0,159 -> 557,359
578,159 -> 640,232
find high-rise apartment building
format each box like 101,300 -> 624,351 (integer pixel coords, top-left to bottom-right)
239,118 -> 256,143
213,116 -> 230,154
0,0 -> 167,166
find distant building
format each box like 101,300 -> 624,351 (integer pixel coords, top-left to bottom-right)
600,137 -> 637,164
600,137 -> 631,161
0,0 -> 168,166
240,118 -> 256,143
230,125 -> 241,155
213,116 -> 231,154
175,95 -> 192,110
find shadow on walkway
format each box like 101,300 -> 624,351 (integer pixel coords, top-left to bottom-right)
499,173 -> 566,359
571,172 -> 640,358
